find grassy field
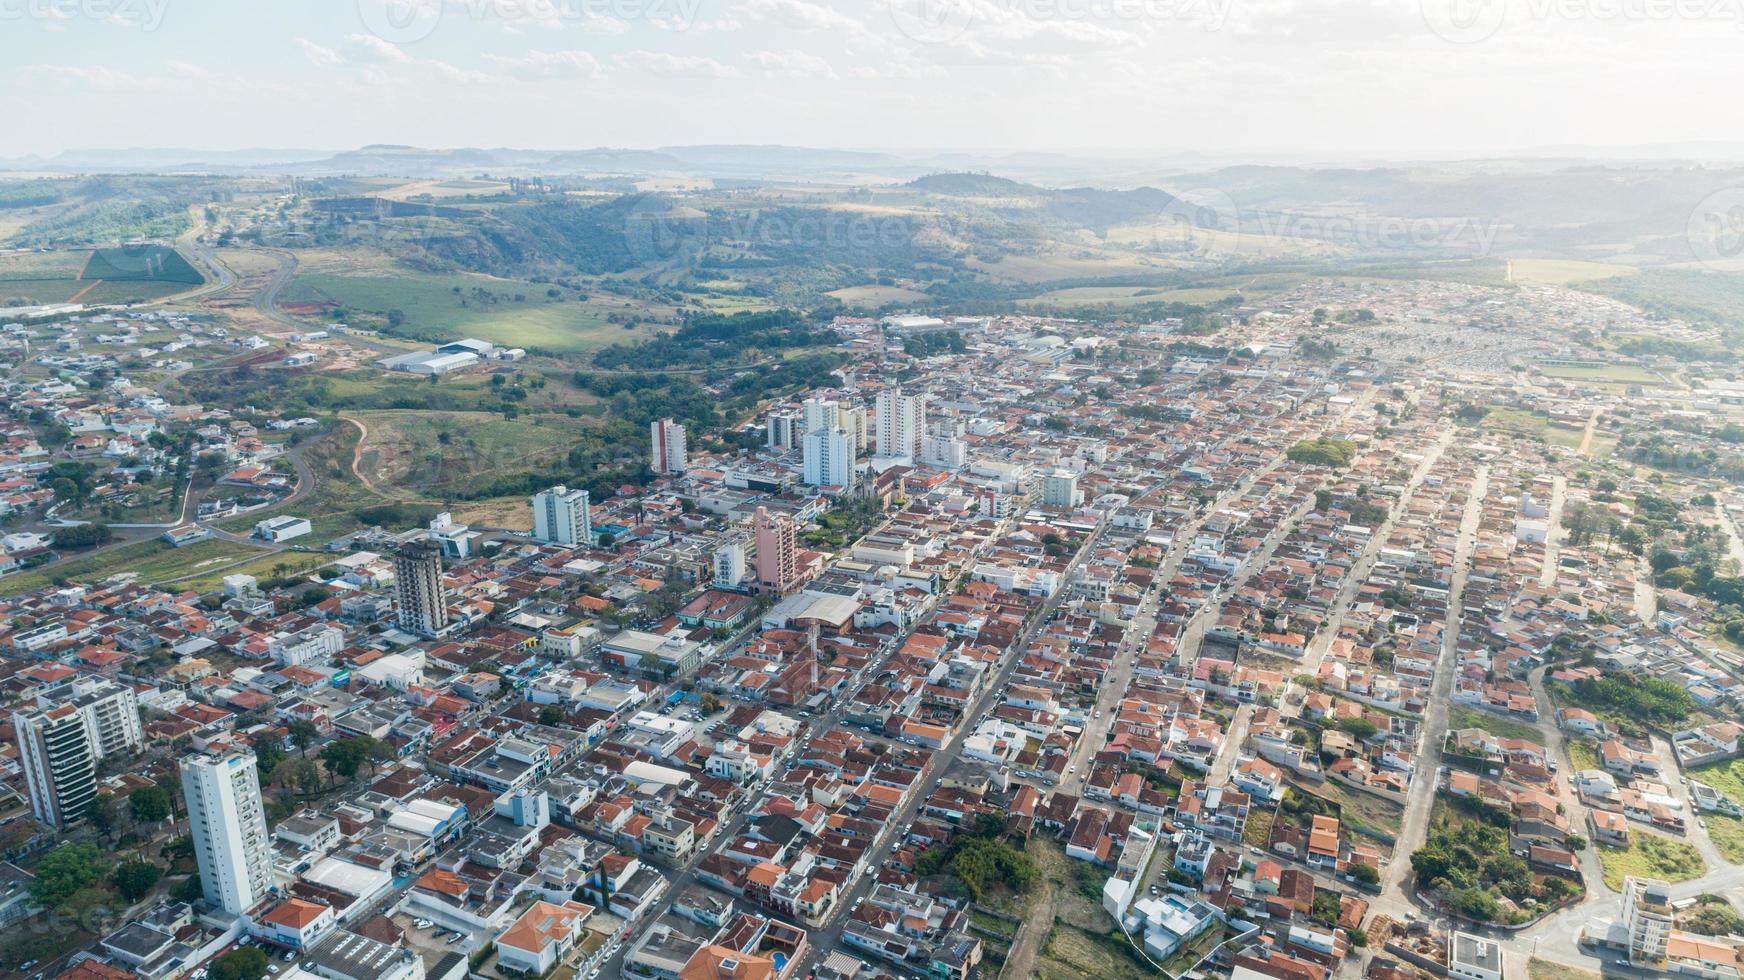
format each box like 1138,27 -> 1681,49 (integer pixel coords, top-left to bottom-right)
1035,923 -> 1156,980
1450,706 -> 1547,745
1597,831 -> 1705,891
1566,739 -> 1601,773
167,550 -> 333,594
1306,778 -> 1406,838
277,249 -> 670,354
1703,814 -> 1744,864
825,283 -> 931,306
1692,758 -> 1744,806
0,245 -> 200,306
1507,258 -> 1636,286
1533,361 -> 1665,384
218,424 -> 389,545
352,409 -> 582,497
1528,959 -> 1601,980
0,536 -> 269,597
1483,407 -> 1587,449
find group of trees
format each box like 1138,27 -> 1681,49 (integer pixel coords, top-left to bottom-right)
319,735 -> 395,781
1554,671 -> 1695,733
913,813 -> 1037,902
27,842 -> 170,928
51,523 -> 113,549
1286,438 -> 1359,468
1411,797 -> 1578,924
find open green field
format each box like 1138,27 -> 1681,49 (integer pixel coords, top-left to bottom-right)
1597,831 -> 1705,891
824,283 -> 931,306
277,250 -> 670,354
168,551 -> 333,594
352,410 -> 583,496
218,424 -> 387,545
0,536 -> 268,597
1533,361 -> 1665,384
1036,923 -> 1157,980
1450,705 -> 1546,745
1692,758 -> 1744,805
0,245 -> 201,306
1703,814 -> 1744,864
1483,407 -> 1587,448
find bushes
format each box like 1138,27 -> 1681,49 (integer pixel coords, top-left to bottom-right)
1556,671 -> 1694,732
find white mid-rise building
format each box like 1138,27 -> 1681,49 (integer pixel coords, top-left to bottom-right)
182,751 -> 274,917
650,418 -> 688,475
39,676 -> 143,760
532,485 -> 592,547
874,390 -> 926,460
713,537 -> 747,589
803,427 -> 857,490
1042,468 -> 1083,508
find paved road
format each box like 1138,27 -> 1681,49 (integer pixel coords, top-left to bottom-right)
1374,461 -> 1490,918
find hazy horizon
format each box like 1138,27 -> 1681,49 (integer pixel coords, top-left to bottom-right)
5,0 -> 1744,161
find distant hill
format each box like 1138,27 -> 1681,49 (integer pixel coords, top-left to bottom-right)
907,172 -> 1184,232
907,172 -> 1035,195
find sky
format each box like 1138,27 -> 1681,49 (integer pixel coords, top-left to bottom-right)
3,0 -> 1743,160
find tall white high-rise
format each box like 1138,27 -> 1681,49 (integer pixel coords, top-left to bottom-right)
650,418 -> 688,475
874,391 -> 926,460
803,427 -> 856,490
182,751 -> 274,917
802,397 -> 840,435
532,485 -> 591,547
14,704 -> 97,829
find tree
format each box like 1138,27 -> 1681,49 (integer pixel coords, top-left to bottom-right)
113,860 -> 163,902
29,842 -> 111,909
320,737 -> 378,781
288,719 -> 321,756
129,785 -> 173,824
538,705 -> 565,726
210,946 -> 269,980
1348,863 -> 1379,885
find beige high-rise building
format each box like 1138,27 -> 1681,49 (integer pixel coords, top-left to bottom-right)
754,506 -> 798,593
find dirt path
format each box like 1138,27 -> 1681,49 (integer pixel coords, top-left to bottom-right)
338,414 -> 419,502
999,877 -> 1057,980
1576,407 -> 1601,455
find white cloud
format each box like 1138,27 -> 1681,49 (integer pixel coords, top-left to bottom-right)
618,51 -> 741,77
483,49 -> 607,79
745,48 -> 836,77
741,0 -> 866,32
344,33 -> 413,63
295,37 -> 345,67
